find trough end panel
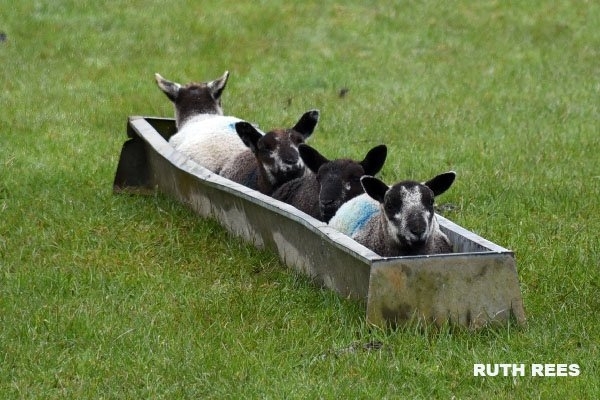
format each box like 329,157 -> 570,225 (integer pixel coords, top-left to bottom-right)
113,120 -> 155,194
143,117 -> 178,141
366,253 -> 526,329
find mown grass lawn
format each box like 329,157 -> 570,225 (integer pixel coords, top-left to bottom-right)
1,1 -> 598,398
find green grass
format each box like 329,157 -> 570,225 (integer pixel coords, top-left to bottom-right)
1,0 -> 599,398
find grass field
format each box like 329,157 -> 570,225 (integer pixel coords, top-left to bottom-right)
1,0 -> 598,398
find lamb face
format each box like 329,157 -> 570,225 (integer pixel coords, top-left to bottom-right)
257,128 -> 307,185
361,171 -> 456,254
300,144 -> 387,222
383,183 -> 436,247
154,71 -> 229,128
234,110 -> 319,190
316,161 -> 367,222
259,110 -> 319,185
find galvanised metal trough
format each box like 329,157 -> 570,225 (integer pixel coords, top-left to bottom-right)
114,116 -> 526,329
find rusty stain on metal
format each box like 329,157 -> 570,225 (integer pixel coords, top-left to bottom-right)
114,116 -> 526,329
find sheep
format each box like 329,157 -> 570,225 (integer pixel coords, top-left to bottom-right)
219,110 -> 320,194
155,71 -> 254,173
271,143 -> 388,222
328,171 -> 456,257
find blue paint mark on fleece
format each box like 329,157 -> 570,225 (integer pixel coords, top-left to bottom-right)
215,116 -> 242,134
226,121 -> 238,133
348,198 -> 380,236
221,116 -> 264,136
330,194 -> 380,236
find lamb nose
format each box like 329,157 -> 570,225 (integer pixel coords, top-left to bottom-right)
409,224 -> 426,238
281,152 -> 297,164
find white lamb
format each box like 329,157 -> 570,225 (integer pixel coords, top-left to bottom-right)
155,71 -> 261,173
329,171 -> 456,257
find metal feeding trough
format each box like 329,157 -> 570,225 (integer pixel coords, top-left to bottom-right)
114,116 -> 526,329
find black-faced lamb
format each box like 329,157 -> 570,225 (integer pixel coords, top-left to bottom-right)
271,143 -> 388,222
219,110 -> 320,195
328,171 -> 456,256
155,72 -> 256,173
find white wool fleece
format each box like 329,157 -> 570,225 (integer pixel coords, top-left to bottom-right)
169,115 -> 264,173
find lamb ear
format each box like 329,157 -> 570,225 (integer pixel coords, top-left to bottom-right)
235,121 -> 262,153
361,176 -> 389,204
299,144 -> 329,174
361,144 -> 387,176
208,71 -> 229,100
155,73 -> 181,102
424,171 -> 456,197
292,109 -> 320,139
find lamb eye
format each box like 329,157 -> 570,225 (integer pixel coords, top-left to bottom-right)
260,142 -> 274,152
384,202 -> 398,215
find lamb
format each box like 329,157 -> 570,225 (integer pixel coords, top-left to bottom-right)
329,171 -> 456,257
155,71 -> 255,173
271,143 -> 387,222
219,110 -> 320,194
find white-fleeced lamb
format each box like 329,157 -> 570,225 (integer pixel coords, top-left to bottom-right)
329,171 -> 456,257
155,72 -> 258,173
220,110 -> 320,195
271,143 -> 387,222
